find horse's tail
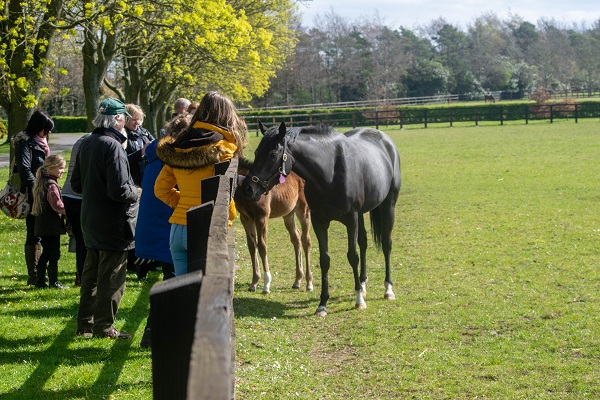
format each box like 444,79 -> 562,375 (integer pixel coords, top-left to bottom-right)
369,206 -> 383,250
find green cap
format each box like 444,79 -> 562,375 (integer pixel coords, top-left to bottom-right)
98,98 -> 131,117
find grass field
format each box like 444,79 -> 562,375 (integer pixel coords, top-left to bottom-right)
2,120 -> 600,398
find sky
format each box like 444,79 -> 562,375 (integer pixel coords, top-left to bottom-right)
298,0 -> 599,29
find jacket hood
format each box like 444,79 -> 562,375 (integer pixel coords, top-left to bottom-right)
156,121 -> 236,170
155,134 -> 226,169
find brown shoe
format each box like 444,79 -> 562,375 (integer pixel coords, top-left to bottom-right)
76,329 -> 93,338
94,328 -> 132,340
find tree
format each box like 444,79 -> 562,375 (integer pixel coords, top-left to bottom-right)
432,22 -> 476,94
466,13 -> 511,91
83,0 -> 298,133
360,23 -> 408,100
0,0 -> 66,140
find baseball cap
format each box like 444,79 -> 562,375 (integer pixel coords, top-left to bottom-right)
98,98 -> 131,117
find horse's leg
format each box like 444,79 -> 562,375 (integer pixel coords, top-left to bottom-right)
357,213 -> 368,298
256,216 -> 271,294
282,212 -> 303,289
296,203 -> 313,291
313,219 -> 330,317
380,197 -> 397,301
344,213 -> 365,310
240,214 -> 260,292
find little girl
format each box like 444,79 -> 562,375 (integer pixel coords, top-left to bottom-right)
31,154 -> 68,289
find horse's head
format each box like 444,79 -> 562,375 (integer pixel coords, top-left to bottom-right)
242,121 -> 294,201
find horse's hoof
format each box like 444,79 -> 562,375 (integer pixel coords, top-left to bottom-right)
306,284 -> 314,292
384,293 -> 396,300
248,285 -> 257,292
262,289 -> 270,295
292,283 -> 301,290
315,306 -> 327,317
355,303 -> 367,310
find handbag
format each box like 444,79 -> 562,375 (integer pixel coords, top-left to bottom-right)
1,154 -> 30,219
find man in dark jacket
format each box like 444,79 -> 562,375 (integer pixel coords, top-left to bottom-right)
72,98 -> 139,340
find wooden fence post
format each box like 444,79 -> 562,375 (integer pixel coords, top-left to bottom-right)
150,272 -> 204,400
151,158 -> 238,400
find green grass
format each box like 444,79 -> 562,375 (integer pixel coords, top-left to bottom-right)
2,120 -> 600,398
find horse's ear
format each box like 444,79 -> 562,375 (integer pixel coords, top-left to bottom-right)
258,121 -> 266,135
277,122 -> 287,139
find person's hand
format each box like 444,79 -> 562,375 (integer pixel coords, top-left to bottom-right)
141,141 -> 152,157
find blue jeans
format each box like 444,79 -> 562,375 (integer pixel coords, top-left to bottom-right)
169,224 -> 188,276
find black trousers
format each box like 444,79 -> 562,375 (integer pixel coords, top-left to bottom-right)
63,196 -> 87,276
37,235 -> 61,285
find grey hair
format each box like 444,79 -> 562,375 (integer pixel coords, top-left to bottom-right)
92,113 -> 124,128
174,98 -> 191,112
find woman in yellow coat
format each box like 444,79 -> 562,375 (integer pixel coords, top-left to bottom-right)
155,91 -> 247,276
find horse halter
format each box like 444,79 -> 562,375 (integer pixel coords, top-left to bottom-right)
250,139 -> 292,195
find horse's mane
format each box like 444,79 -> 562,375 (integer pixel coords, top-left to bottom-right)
298,124 -> 336,136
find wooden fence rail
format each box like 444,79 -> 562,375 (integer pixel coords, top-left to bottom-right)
151,158 -> 238,400
242,102 -> 600,134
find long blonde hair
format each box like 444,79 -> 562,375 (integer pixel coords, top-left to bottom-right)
32,154 -> 65,216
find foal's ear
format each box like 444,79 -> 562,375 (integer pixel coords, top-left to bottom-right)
258,121 -> 266,135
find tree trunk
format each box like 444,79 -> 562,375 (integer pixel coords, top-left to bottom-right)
81,29 -> 119,131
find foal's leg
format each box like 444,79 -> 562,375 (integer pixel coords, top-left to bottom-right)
240,214 -> 260,292
313,219 -> 331,317
256,216 -> 271,294
296,203 -> 313,291
282,212 -> 303,289
344,213 -> 366,310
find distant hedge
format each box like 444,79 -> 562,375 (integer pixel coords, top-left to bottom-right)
52,116 -> 88,133
5,99 -> 600,135
1,116 -> 87,134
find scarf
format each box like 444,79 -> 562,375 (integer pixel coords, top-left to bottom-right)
34,136 -> 50,156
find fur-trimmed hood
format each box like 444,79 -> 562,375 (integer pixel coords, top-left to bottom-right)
155,121 -> 236,170
12,130 -> 31,146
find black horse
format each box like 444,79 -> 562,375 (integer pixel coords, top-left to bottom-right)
243,122 -> 401,316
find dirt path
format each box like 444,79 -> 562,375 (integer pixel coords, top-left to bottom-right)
0,133 -> 85,168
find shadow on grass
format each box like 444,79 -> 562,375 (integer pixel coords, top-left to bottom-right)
0,276 -> 152,399
233,279 -> 349,318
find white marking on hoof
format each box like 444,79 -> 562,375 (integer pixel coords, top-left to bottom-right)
306,282 -> 314,292
262,271 -> 272,294
355,290 -> 367,310
315,306 -> 328,317
384,282 -> 395,300
292,279 -> 301,289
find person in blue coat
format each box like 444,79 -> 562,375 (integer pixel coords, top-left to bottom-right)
135,112 -> 191,348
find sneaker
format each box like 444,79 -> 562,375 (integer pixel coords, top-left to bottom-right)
94,328 -> 132,340
140,328 -> 152,348
76,329 -> 93,338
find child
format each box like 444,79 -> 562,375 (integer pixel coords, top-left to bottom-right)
31,154 -> 68,289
